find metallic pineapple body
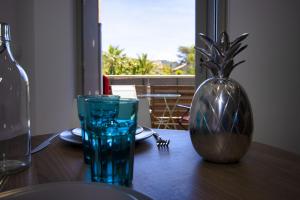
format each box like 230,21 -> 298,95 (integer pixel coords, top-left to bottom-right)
190,32 -> 253,163
190,78 -> 253,163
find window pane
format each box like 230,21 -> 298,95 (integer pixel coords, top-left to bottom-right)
101,0 -> 195,75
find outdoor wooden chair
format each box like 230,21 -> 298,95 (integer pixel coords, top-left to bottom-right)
111,85 -> 151,128
176,104 -> 190,130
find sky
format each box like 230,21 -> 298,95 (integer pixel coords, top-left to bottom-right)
101,0 -> 195,62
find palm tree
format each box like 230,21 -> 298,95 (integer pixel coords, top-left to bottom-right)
137,53 -> 155,74
103,45 -> 125,75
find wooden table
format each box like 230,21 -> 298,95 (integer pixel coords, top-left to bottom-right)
1,129 -> 300,200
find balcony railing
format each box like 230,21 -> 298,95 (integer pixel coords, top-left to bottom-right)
109,75 -> 195,129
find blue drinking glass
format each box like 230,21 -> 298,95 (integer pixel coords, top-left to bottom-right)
77,95 -> 120,164
85,98 -> 139,186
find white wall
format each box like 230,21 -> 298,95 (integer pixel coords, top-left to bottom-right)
16,0 -> 36,134
228,0 -> 300,154
33,0 -> 77,134
0,0 -> 17,43
0,0 -> 78,135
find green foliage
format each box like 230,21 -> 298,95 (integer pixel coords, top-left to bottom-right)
103,44 -> 195,75
103,45 -> 127,75
175,70 -> 184,75
186,65 -> 195,75
177,45 -> 195,75
161,64 -> 173,75
103,45 -> 157,75
136,54 -> 155,75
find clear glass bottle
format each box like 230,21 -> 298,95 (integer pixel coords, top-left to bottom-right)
0,22 -> 31,175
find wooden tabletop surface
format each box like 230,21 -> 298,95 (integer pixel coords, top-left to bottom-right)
1,129 -> 300,200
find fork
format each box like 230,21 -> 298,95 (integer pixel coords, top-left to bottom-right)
153,131 -> 170,147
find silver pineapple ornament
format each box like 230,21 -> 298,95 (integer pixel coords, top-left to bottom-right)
190,32 -> 253,163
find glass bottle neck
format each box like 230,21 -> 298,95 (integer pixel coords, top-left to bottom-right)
0,40 -> 15,62
0,23 -> 16,63
0,22 -> 11,41
0,22 -> 12,53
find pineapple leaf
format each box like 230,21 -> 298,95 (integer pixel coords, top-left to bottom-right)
230,33 -> 249,48
222,59 -> 233,78
217,32 -> 230,53
201,61 -> 219,76
222,59 -> 234,70
232,45 -> 248,58
195,46 -> 212,60
211,46 -> 223,64
198,33 -> 215,47
196,32 -> 248,78
198,33 -> 222,57
225,43 -> 241,60
223,60 -> 245,78
233,60 -> 246,68
228,34 -> 248,58
229,41 -> 243,55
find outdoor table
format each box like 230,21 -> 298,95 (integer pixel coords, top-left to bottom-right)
1,129 -> 300,200
138,94 -> 181,129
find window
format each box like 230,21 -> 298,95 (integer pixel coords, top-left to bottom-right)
101,0 -> 195,76
80,0 -> 227,93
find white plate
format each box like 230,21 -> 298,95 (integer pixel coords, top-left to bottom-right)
0,182 -> 151,200
60,127 -> 153,144
134,127 -> 154,141
135,126 -> 144,135
72,126 -> 144,137
71,128 -> 82,137
59,130 -> 82,145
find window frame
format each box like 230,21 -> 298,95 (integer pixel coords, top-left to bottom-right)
195,0 -> 227,87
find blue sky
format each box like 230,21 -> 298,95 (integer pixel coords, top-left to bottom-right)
101,0 -> 195,62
